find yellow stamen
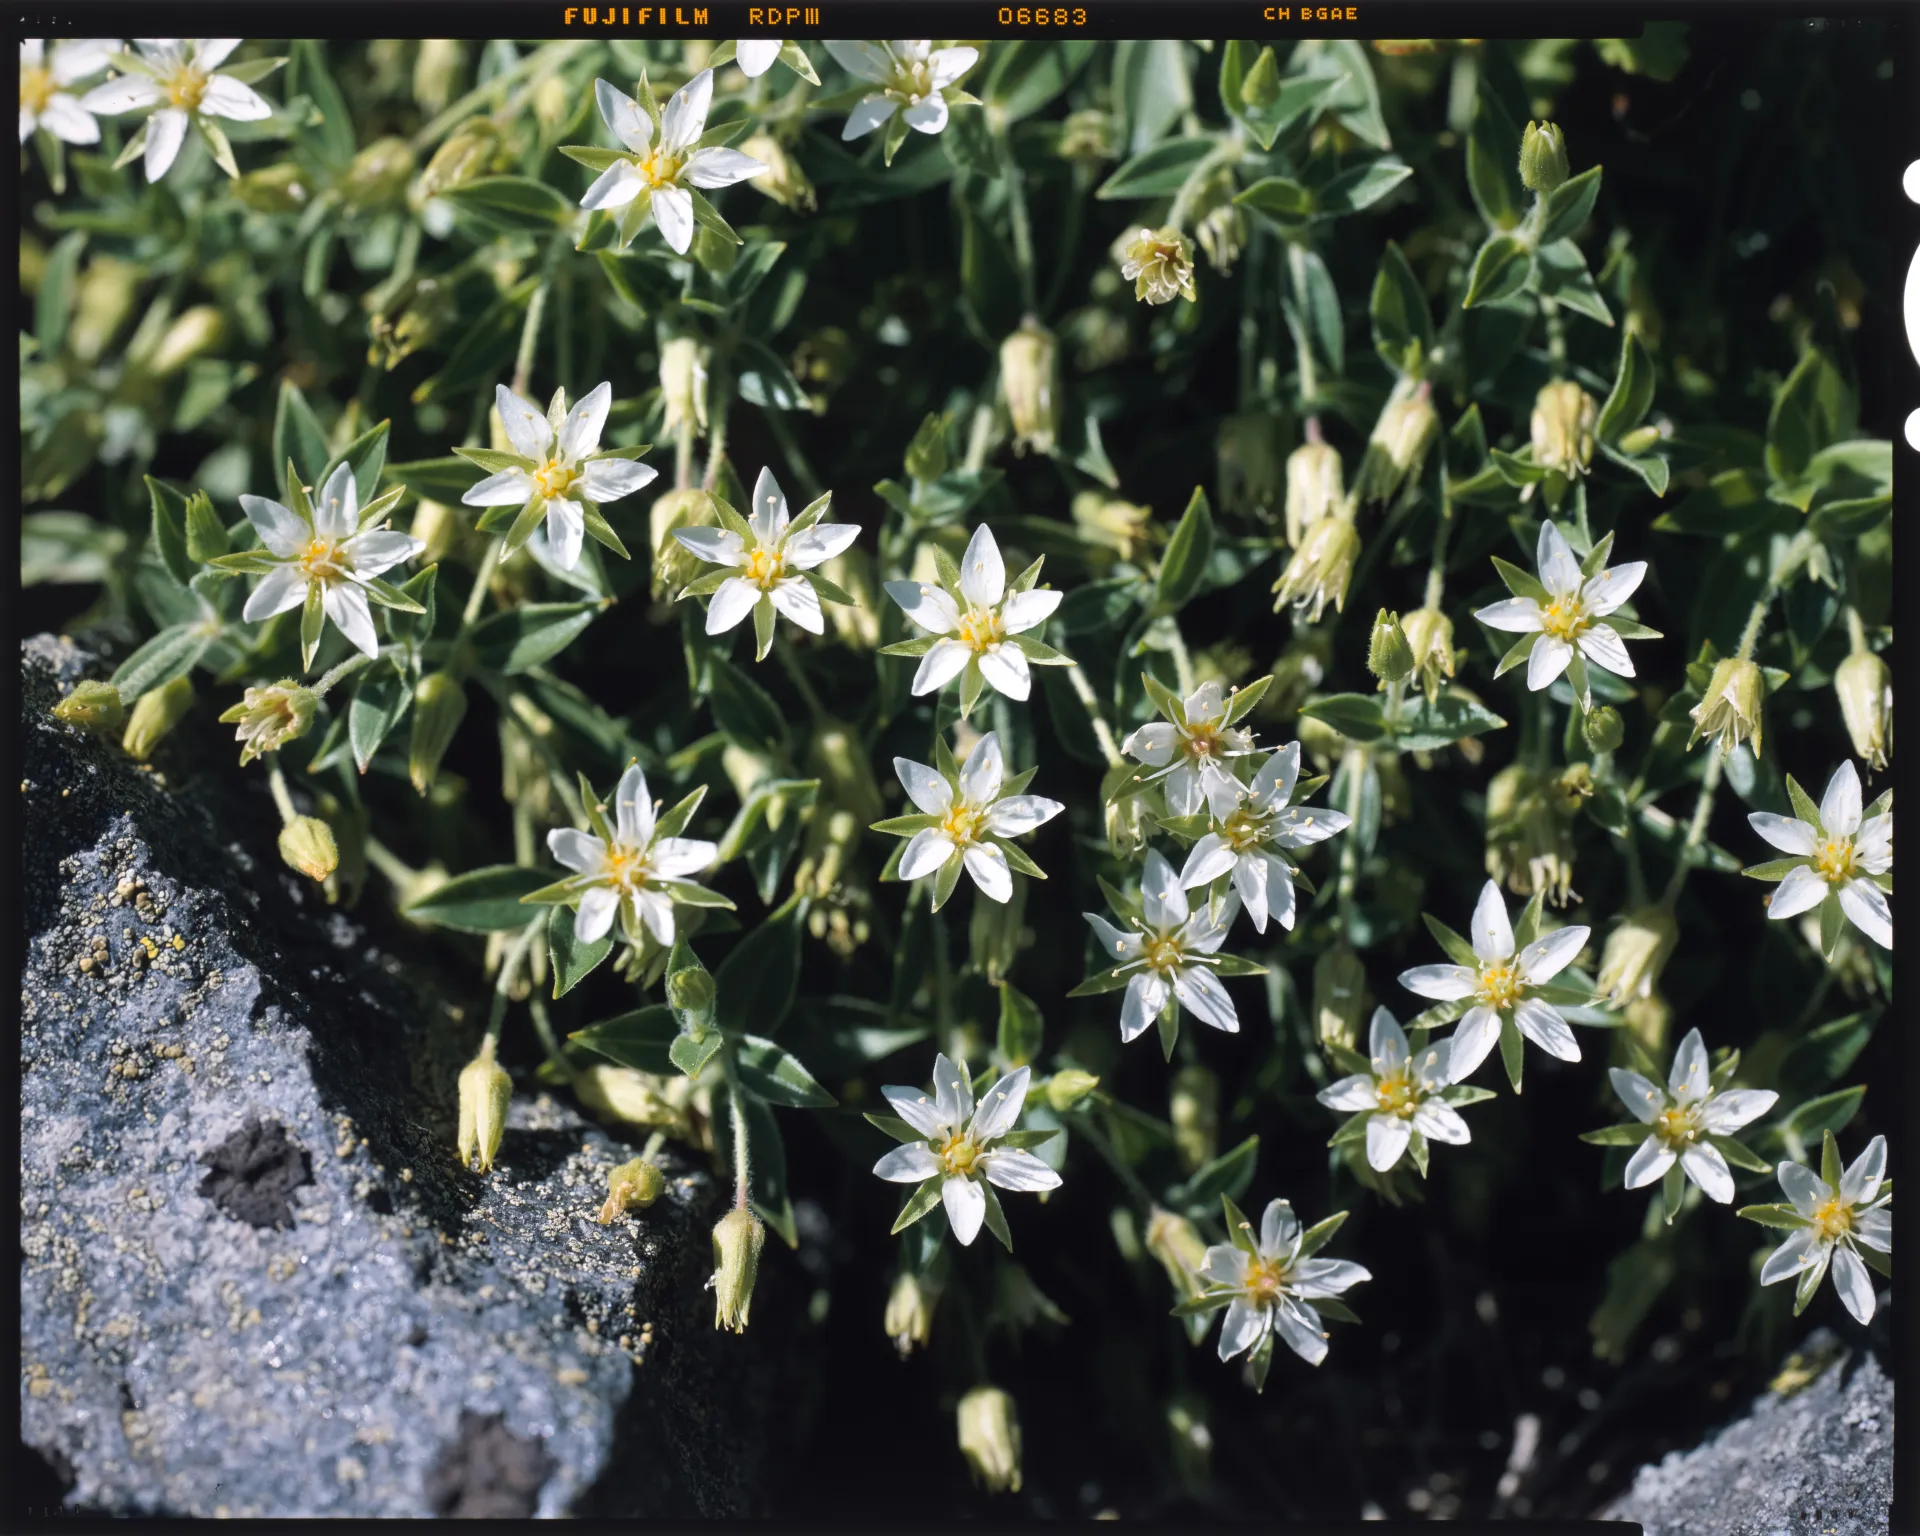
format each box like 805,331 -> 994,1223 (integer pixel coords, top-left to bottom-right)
601,844 -> 651,892
1812,1195 -> 1854,1241
956,607 -> 1005,653
21,65 -> 56,115
938,1131 -> 982,1177
165,65 -> 209,111
1183,722 -> 1221,760
297,538 -> 346,582
1655,1104 -> 1699,1147
1813,838 -> 1858,884
1143,935 -> 1184,975
1375,1070 -> 1416,1117
1477,962 -> 1522,1011
532,458 -> 580,500
1539,597 -> 1589,642
637,147 -> 684,188
940,804 -> 983,845
1243,1254 -> 1286,1302
744,545 -> 785,589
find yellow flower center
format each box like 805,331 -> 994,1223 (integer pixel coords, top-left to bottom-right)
297,538 -> 346,582
1243,1255 -> 1286,1302
1375,1069 -> 1416,1117
1183,722 -> 1221,761
637,147 -> 684,189
957,607 -> 1005,653
1476,962 -> 1522,1011
1812,1195 -> 1854,1241
532,458 -> 580,500
1143,934 -> 1184,975
21,64 -> 56,115
743,545 -> 786,589
165,64 -> 210,111
1539,597 -> 1589,642
602,844 -> 651,892
1813,838 -> 1857,884
1222,804 -> 1271,853
938,1131 -> 982,1177
939,803 -> 983,845
1655,1103 -> 1700,1147
889,59 -> 936,103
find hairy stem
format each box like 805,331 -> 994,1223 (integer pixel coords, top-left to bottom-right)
312,651 -> 373,699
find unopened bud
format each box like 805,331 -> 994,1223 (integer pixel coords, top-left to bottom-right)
1368,610 -> 1415,685
219,680 -> 317,765
69,257 -> 140,363
598,1156 -> 665,1223
742,131 -> 816,211
904,412 -> 949,482
342,136 -> 416,213
183,491 -> 229,561
1169,1065 -> 1219,1173
1284,439 -> 1345,549
1583,704 -> 1625,754
147,306 -> 224,377
956,1386 -> 1023,1494
1519,120 -> 1569,194
659,336 -> 709,440
1105,787 -> 1150,859
1118,225 -> 1196,307
667,964 -> 717,1024
1072,492 -> 1153,562
1687,656 -> 1765,758
1240,46 -> 1282,110
121,675 -> 194,761
999,320 -> 1059,456
456,1037 -> 512,1174
1056,109 -> 1118,165
411,119 -> 499,206
369,276 -> 458,371
885,1270 -> 939,1357
1400,606 -> 1456,703
1217,411 -> 1285,523
316,791 -> 368,909
1618,424 -> 1664,455
531,73 -> 571,135
232,161 -> 311,214
821,547 -> 881,649
408,671 -> 468,794
1144,1206 -> 1209,1298
1835,649 -> 1891,771
1044,1068 -> 1100,1113
1355,383 -> 1439,505
1312,943 -> 1368,1050
1272,512 -> 1359,624
1195,200 -> 1246,275
575,1064 -> 680,1129
651,487 -> 718,598
413,38 -> 467,114
708,1206 -> 766,1333
52,679 -> 125,736
1597,906 -> 1678,1008
278,815 -> 339,883
1530,380 -> 1598,479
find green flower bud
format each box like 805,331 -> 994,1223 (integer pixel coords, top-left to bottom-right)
1272,512 -> 1359,624
999,320 -> 1059,456
1144,1206 -> 1209,1299
1519,120 -> 1569,194
69,257 -> 141,362
1169,1065 -> 1219,1173
1485,764 -> 1577,907
411,118 -> 500,206
598,1157 -> 666,1224
1043,1068 -> 1100,1113
1583,704 -> 1625,754
885,1269 -> 939,1357
147,306 -> 225,377
369,277 -> 458,371
1355,382 -> 1439,506
650,487 -> 718,599
1596,906 -> 1678,1008
1312,943 -> 1368,1050
232,161 -> 311,214
51,679 -> 126,737
183,491 -> 230,562
317,791 -> 368,909
667,964 -> 717,1024
575,1064 -> 680,1129
1284,439 -> 1344,549
709,1207 -> 766,1333
1618,424 -> 1665,455
342,136 -> 417,213
821,547 -> 881,650
1531,380 -> 1599,480
1687,656 -> 1765,758
956,1386 -> 1023,1494
408,671 -> 469,795
457,1037 -> 512,1174
413,38 -> 467,113
1216,411 -> 1285,523
742,132 -> 816,212
1400,606 -> 1456,703
659,336 -> 710,440
278,815 -> 340,884
1072,491 -> 1153,563
121,675 -> 195,761
904,412 -> 950,482
219,680 -> 317,765
1056,109 -> 1118,166
1105,786 -> 1150,860
1367,609 -> 1415,685
1195,200 -> 1246,275
532,74 -> 571,136
1835,649 -> 1891,771
1239,46 -> 1282,110
1118,226 -> 1196,306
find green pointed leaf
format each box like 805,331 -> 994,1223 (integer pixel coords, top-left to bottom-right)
866,1112 -> 924,1145
736,1033 -> 836,1108
716,904 -> 804,1036
406,864 -> 550,932
1538,164 -> 1603,246
891,1179 -> 944,1234
470,602 -> 599,674
1735,1202 -> 1810,1230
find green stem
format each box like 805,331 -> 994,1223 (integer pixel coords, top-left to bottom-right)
674,421 -> 696,492
1659,748 -> 1724,909
1052,640 -> 1122,766
363,834 -> 419,890
1335,746 -> 1369,914
459,538 -> 503,633
775,643 -> 827,720
641,1129 -> 667,1162
312,651 -> 373,699
720,1048 -> 752,1210
266,762 -> 300,826
701,379 -> 732,492
485,917 -> 544,1049
1167,625 -> 1197,699
1424,471 -> 1456,611
1844,605 -> 1869,657
1286,241 -> 1319,410
995,126 -> 1038,315
762,406 -> 824,503
407,40 -> 584,154
511,244 -> 561,398
527,993 -> 572,1082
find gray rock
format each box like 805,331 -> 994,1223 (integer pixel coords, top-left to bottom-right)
18,635 -> 776,1517
1599,1332 -> 1892,1536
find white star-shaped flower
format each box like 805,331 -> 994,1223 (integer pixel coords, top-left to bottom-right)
882,524 -> 1066,712
544,762 -> 721,947
232,462 -> 423,667
1475,522 -> 1654,704
577,71 -> 765,255
732,40 -> 817,81
1607,1028 -> 1778,1204
1317,1008 -> 1474,1173
80,39 -> 273,182
1076,849 -> 1251,1043
1196,1199 -> 1370,1368
1176,741 -> 1348,931
458,381 -> 657,570
673,466 -> 860,658
1399,879 -> 1590,1083
878,732 -> 1063,908
824,40 -> 978,141
1121,678 -> 1261,819
1753,1135 -> 1891,1325
20,38 -> 118,145
1746,760 -> 1892,951
873,1053 -> 1061,1247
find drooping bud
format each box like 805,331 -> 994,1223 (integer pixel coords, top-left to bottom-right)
904,412 -> 950,482
232,160 -> 311,214
408,671 -> 469,794
1484,764 -> 1578,907
741,132 -> 816,211
1354,382 -> 1439,506
1583,704 -> 1625,754
1195,199 -> 1247,275
341,136 -> 416,213
278,815 -> 340,884
1400,606 -> 1456,703
1284,439 -> 1344,549
1835,649 -> 1891,771
956,1386 -> 1023,1494
1169,1065 -> 1219,1173
456,1037 -> 512,1173
1367,610 -> 1416,685
121,675 -> 195,761
1596,906 -> 1679,1009
68,257 -> 140,363
659,336 -> 710,440
1312,944 -> 1368,1050
708,1207 -> 766,1333
999,320 -> 1059,456
885,1270 -> 939,1357
1118,225 -> 1197,306
1043,1068 -> 1101,1113
1216,411 -> 1285,523
183,491 -> 230,562
1072,492 -> 1154,563
650,487 -> 718,599
598,1157 -> 666,1223
1530,380 -> 1598,480
1687,656 -> 1765,758
1272,511 -> 1359,623
51,679 -> 126,737
575,1064 -> 683,1130
1144,1206 -> 1210,1299
1105,786 -> 1150,859
1239,46 -> 1282,110
369,276 -> 458,371
1056,109 -> 1118,165
410,118 -> 500,206
1519,120 -> 1569,194
147,306 -> 225,377
1618,423 -> 1665,455
219,680 -> 317,765
413,38 -> 467,113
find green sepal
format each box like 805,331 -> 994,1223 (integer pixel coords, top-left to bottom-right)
580,503 -> 631,560
1735,1202 -> 1810,1230
805,572 -> 859,606
1498,1013 -> 1525,1094
865,1112 -> 924,1144
996,1128 -> 1061,1151
1513,891 -> 1544,949
1491,556 -> 1548,601
299,580 -> 326,671
1493,632 -> 1541,679
1784,775 -> 1822,830
1202,954 -> 1267,979
1295,1210 -> 1348,1260
872,814 -> 940,837
1221,1194 -> 1258,1255
518,876 -> 586,906
1820,1130 -> 1843,1190
359,575 -> 427,614
1422,914 -> 1480,968
1313,1296 -> 1362,1326
930,852 -> 964,911
452,446 -> 536,474
1068,967 -> 1135,998
752,595 -> 776,661
891,1180 -> 944,1234
681,569 -> 734,598
880,636 -> 938,658
207,551 -> 286,575
978,1181 -> 1015,1251
656,879 -> 735,910
653,784 -> 709,840
1708,1134 -> 1772,1174
1792,1253 -> 1829,1315
1141,670 -> 1185,723
995,839 -> 1047,880
712,495 -> 756,541
1580,1123 -> 1651,1147
1661,1159 -> 1687,1224
1225,674 -> 1273,724
958,658 -> 986,718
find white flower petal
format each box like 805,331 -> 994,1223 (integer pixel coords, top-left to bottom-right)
1748,813 -> 1817,856
1233,854 -> 1279,934
969,1066 -> 1030,1141
200,74 -> 271,121
1413,1038 -> 1452,1090
1180,833 -> 1237,889
557,380 -> 611,462
1140,850 -> 1188,929
1854,815 -> 1893,873
894,758 -> 954,816
1366,1115 -> 1412,1172
873,1143 -> 940,1183
1582,560 -> 1646,616
1841,1137 -> 1888,1206
547,827 -> 606,874
1273,1298 -> 1328,1366
902,94 -> 949,134
983,795 -> 1062,838
1121,721 -> 1180,767
980,1149 -> 1061,1193
932,1052 -> 974,1127
911,639 -> 972,696
543,499 -> 585,572
899,828 -> 958,882
1252,742 -> 1300,807
1757,1227 -> 1822,1286
574,885 -> 619,944
1838,878 -> 1892,949
1172,966 -> 1239,1033
579,159 -> 643,211
881,1085 -> 949,1139
963,842 -> 1013,903
840,93 -> 898,139
958,524 -> 1005,609
613,762 -> 653,848
1368,1008 -> 1410,1074
660,67 -> 713,154
735,40 -> 782,77
1667,1028 -> 1710,1102
977,644 -> 1031,701
1217,1296 -> 1269,1361
1413,1101 -> 1472,1146
959,732 -> 1004,806
942,1176 -> 986,1246
1517,925 -> 1588,984
494,384 -> 553,461
79,75 -> 161,114
651,837 -> 717,878
928,46 -> 979,88
1526,634 -> 1574,691
1624,1137 -> 1676,1190
39,95 -> 100,144
239,494 -> 309,556
1257,1200 -> 1299,1261
1766,864 -> 1829,922
769,576 -> 825,634
594,78 -> 653,152
1400,964 -> 1480,1001
1820,761 -> 1863,838
343,529 -> 421,578
1200,1244 -> 1249,1288
704,576 -> 761,635
322,581 -> 379,658
673,526 -> 746,566
1446,1007 -> 1499,1082
1119,972 -> 1169,1043
823,40 -> 895,83
651,185 -> 695,255
144,106 -> 188,180
1160,761 -> 1203,818
1536,521 -> 1582,597
1855,1209 -> 1892,1253
193,39 -> 242,70
1698,1089 -> 1778,1134
460,467 -> 536,507
1293,1257 -> 1369,1298
1470,880 -> 1515,961
1085,913 -> 1144,963
1514,999 -> 1580,1061
884,579 -> 961,634
1776,1160 -> 1829,1216
1317,1074 -> 1379,1113
998,587 -> 1061,634
242,565 -> 309,622
684,145 -> 766,188
578,456 -> 656,503
1680,1142 -> 1734,1204
1577,623 -> 1636,679
783,522 -> 860,569
1609,1069 -> 1666,1125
